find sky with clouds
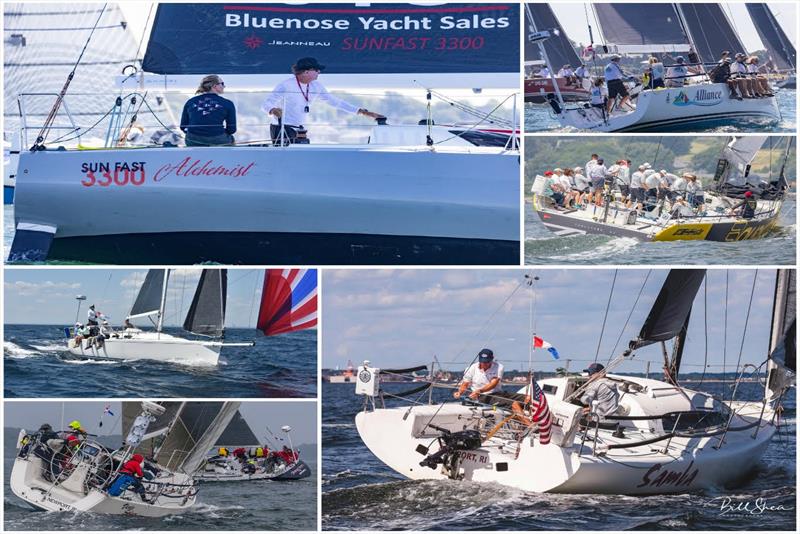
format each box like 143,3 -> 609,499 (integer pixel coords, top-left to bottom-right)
4,269 -> 317,329
4,400 -> 317,446
322,268 -> 784,375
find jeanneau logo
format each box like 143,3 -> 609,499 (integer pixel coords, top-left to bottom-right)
672,89 -> 723,107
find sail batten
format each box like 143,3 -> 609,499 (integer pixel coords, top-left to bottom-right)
183,270 -> 227,338
128,270 -> 166,321
630,270 -> 706,350
593,3 -> 690,53
525,4 -> 581,69
746,4 -> 795,71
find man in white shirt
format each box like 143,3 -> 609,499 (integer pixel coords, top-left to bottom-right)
629,164 -> 646,209
729,53 -> 756,98
454,348 -> 504,400
558,65 -> 576,85
538,66 -> 551,78
262,57 -> 384,144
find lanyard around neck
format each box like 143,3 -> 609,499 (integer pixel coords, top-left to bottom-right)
296,78 -> 310,103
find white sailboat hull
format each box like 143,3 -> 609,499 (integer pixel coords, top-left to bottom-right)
9,456 -> 195,517
67,331 -> 221,365
356,379 -> 778,495
10,144 -> 519,264
559,83 -> 780,132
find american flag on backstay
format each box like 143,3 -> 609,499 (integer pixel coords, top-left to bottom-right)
530,379 -> 552,445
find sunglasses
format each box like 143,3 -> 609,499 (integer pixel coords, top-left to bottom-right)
216,81 -> 225,87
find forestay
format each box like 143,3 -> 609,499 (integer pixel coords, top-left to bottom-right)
593,3 -> 690,53
128,269 -> 166,320
525,4 -> 582,67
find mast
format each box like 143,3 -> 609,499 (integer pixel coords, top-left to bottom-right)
156,268 -> 170,334
524,3 -> 565,106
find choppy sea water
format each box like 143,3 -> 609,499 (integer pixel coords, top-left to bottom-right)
524,199 -> 796,265
3,432 -> 318,531
4,325 -> 317,398
524,89 -> 796,133
322,381 -> 796,531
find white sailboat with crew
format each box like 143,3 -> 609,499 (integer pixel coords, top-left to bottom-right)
66,269 -> 251,365
530,3 -> 781,132
11,401 -> 239,516
355,270 -> 795,494
7,2 -> 520,265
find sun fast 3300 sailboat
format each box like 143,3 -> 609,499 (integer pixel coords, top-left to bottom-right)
66,268 -> 317,365
11,401 -> 239,516
530,3 -> 781,132
7,2 -> 521,265
355,269 -> 795,494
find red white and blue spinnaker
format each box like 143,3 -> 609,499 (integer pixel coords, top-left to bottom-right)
257,269 -> 318,336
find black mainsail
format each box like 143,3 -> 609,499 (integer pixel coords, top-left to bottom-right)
746,3 -> 795,71
525,4 -> 582,68
593,3 -> 690,53
630,270 -> 706,350
215,410 -> 260,448
675,4 -> 748,64
183,269 -> 227,337
127,270 -> 166,320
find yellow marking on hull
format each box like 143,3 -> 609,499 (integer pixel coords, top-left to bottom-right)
652,223 -> 713,241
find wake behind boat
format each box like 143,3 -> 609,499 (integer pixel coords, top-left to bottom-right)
355,270 -> 796,495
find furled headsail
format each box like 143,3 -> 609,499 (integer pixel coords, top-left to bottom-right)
630,269 -> 706,350
675,4 -> 748,64
746,3 -> 795,71
257,269 -> 318,336
593,3 -> 690,54
127,269 -> 166,320
183,269 -> 227,337
215,410 -> 261,448
525,4 -> 581,68
140,3 -> 520,88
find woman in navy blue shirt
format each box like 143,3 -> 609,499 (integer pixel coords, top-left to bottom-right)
180,75 -> 236,146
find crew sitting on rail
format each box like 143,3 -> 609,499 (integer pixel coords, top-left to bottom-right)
558,64 -> 577,86
729,53 -> 760,98
541,171 -> 567,209
575,63 -> 589,84
747,56 -> 774,97
537,66 -> 551,78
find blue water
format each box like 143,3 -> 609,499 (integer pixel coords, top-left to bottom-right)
525,199 -> 796,265
322,380 -> 796,530
4,325 -> 317,398
3,430 -> 318,530
525,89 -> 796,133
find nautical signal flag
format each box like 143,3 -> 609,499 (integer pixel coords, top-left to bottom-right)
257,269 -> 317,336
533,335 -> 560,360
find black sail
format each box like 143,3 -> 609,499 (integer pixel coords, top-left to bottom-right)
770,269 -> 796,372
676,4 -> 747,64
215,410 -> 260,448
525,3 -> 581,68
594,3 -> 689,52
630,270 -> 706,350
746,4 -> 795,71
183,269 -> 227,337
128,270 -> 165,319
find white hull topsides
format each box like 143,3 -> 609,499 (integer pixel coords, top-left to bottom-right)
559,83 -> 780,132
10,454 -> 195,517
67,331 -> 222,365
356,375 -> 777,495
